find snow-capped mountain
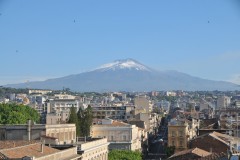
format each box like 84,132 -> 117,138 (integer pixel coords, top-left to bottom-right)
5,59 -> 239,92
95,59 -> 152,72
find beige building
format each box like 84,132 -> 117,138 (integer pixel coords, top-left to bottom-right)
77,137 -> 109,160
91,119 -> 142,151
0,121 -> 76,145
134,96 -> 151,114
168,118 -> 198,152
92,104 -> 135,120
217,96 -> 231,109
134,112 -> 159,134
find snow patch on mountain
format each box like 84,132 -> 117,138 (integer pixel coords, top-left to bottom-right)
95,59 -> 152,72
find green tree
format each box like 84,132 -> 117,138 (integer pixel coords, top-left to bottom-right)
68,106 -> 80,136
165,146 -> 175,157
83,105 -> 93,136
108,150 -> 142,160
0,103 -> 40,124
77,105 -> 93,137
77,107 -> 84,136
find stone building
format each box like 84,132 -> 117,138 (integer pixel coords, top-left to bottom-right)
77,137 -> 109,160
91,119 -> 142,151
0,121 -> 76,145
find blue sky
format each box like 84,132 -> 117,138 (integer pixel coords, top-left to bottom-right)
0,0 -> 240,85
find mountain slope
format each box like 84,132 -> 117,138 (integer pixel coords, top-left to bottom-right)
5,59 -> 238,92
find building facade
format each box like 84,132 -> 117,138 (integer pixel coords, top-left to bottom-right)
91,119 -> 142,151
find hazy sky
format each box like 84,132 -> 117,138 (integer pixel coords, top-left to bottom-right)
0,0 -> 240,85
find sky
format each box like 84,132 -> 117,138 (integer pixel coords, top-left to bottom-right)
0,0 -> 240,85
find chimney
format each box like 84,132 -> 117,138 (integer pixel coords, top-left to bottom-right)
27,119 -> 31,141
41,144 -> 44,153
41,140 -> 45,153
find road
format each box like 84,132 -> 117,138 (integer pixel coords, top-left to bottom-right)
145,116 -> 168,160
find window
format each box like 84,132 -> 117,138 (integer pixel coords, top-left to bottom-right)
123,135 -> 126,141
172,141 -> 175,146
110,136 -> 114,141
179,140 -> 183,147
179,131 -> 183,137
172,131 -> 175,137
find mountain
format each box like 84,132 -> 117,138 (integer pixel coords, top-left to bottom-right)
5,59 -> 239,92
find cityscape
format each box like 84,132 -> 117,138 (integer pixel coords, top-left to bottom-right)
1,0 -> 240,160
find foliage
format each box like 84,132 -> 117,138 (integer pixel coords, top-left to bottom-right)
108,150 -> 142,160
0,103 -> 40,124
165,146 -> 175,157
77,105 -> 93,137
68,106 -> 80,136
0,87 -> 28,98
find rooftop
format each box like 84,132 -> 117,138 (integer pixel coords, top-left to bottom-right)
169,147 -> 212,159
0,142 -> 60,159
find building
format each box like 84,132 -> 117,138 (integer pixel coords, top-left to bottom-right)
28,89 -> 52,95
76,137 -> 109,160
0,141 -> 80,160
168,147 -> 212,160
0,121 -> 76,145
168,118 -> 198,152
92,104 -> 135,120
134,96 -> 151,114
134,112 -> 159,135
217,96 -> 231,109
91,119 -> 142,151
45,99 -> 80,123
189,131 -> 240,154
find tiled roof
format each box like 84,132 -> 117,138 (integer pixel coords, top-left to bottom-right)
111,121 -> 129,126
0,143 -> 60,159
0,140 -> 40,149
197,152 -> 227,160
209,132 -> 231,146
169,147 -> 212,159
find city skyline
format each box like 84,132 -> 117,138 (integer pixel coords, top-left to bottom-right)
0,0 -> 240,85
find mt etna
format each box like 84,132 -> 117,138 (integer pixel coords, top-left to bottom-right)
5,59 -> 238,92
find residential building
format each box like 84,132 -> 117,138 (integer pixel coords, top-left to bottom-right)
0,141 -> 80,160
0,121 -> 76,145
189,131 -> 240,153
168,118 -> 198,152
91,119 -> 142,151
217,96 -> 231,109
45,99 -> 80,123
76,137 -> 109,160
92,104 -> 135,120
168,147 -> 212,160
134,96 -> 151,114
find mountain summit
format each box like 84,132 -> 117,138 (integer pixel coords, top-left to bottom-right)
95,59 -> 152,72
5,59 -> 238,92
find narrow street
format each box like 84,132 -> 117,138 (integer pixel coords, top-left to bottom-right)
145,116 -> 168,160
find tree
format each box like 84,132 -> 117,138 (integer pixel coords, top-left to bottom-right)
165,146 -> 175,157
77,105 -> 93,137
108,150 -> 142,160
0,103 -> 40,124
68,106 -> 80,136
84,105 -> 93,136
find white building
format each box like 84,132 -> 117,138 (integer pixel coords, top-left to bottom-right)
91,119 -> 142,151
217,96 -> 231,109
